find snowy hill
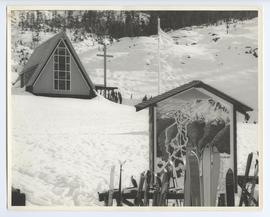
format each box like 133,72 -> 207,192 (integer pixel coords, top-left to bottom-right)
11,18 -> 258,121
79,18 -> 257,106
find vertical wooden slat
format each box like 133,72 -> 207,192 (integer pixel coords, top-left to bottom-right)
233,108 -> 238,193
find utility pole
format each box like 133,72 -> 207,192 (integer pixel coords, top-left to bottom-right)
97,43 -> 113,88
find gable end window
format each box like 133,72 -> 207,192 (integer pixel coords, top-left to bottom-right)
53,40 -> 71,91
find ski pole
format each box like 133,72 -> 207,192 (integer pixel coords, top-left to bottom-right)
118,160 -> 126,206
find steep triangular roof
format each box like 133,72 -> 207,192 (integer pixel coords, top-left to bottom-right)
21,31 -> 95,90
135,80 -> 253,115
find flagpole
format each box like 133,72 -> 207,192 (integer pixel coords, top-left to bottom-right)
157,17 -> 161,95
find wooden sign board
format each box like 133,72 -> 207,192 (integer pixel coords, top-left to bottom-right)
150,87 -> 237,194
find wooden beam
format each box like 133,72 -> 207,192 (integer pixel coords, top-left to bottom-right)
238,175 -> 259,185
98,188 -> 184,202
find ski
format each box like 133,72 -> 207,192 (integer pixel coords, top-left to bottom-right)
143,170 -> 151,206
189,150 -> 201,206
184,149 -> 191,206
239,152 -> 253,206
225,168 -> 235,206
108,165 -> 116,206
152,174 -> 162,206
135,172 -> 145,206
210,146 -> 220,206
158,169 -> 171,206
202,145 -> 211,206
184,148 -> 201,206
170,160 -> 180,206
117,160 -> 126,206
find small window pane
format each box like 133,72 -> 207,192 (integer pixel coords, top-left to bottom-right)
54,64 -> 58,70
59,48 -> 65,55
66,51 -> 70,57
54,55 -> 58,61
66,81 -> 70,90
54,80 -> 58,89
59,80 -> 65,90
59,71 -> 65,79
66,64 -> 70,71
59,56 -> 65,70
59,64 -> 65,70
66,56 -> 70,63
59,41 -> 65,47
59,56 -> 65,64
67,72 -> 70,80
54,71 -> 58,79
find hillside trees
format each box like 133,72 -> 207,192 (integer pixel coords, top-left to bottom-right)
13,10 -> 258,40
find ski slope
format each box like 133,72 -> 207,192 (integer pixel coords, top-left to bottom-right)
11,18 -> 258,121
78,18 -> 258,121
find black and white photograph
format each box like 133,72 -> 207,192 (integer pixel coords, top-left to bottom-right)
7,7 -> 261,209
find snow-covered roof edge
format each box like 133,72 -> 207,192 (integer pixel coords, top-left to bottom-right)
135,80 -> 253,115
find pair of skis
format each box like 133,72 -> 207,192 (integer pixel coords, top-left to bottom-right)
225,152 -> 259,207
184,145 -> 220,206
134,170 -> 151,206
107,160 -> 126,206
136,169 -> 171,206
202,145 -> 220,206
239,152 -> 259,206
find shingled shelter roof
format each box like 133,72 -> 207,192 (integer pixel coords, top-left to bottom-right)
21,31 -> 95,90
135,80 -> 253,115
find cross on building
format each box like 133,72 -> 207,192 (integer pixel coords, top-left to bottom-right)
97,43 -> 113,88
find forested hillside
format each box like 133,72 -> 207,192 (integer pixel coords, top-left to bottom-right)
13,10 -> 257,40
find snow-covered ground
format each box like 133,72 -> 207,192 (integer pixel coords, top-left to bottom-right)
10,93 -> 258,206
11,94 -> 149,206
10,17 -> 259,206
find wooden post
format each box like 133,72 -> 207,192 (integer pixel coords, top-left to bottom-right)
97,43 -> 113,88
104,44 -> 107,87
233,108 -> 238,193
149,106 -> 154,184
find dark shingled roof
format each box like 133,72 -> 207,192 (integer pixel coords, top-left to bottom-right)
21,31 -> 95,91
135,80 -> 253,114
